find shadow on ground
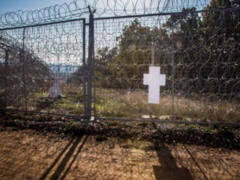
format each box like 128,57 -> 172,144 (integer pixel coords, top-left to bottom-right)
0,129 -> 239,180
39,135 -> 88,180
153,141 -> 193,180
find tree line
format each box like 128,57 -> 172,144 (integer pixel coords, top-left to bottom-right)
72,0 -> 240,98
0,36 -> 52,108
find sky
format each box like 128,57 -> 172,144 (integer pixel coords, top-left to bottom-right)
0,0 -> 71,14
0,0 -> 210,66
0,0 -> 210,15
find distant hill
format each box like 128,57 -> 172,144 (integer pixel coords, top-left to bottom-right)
0,35 -> 52,108
47,64 -> 80,79
48,64 -> 79,74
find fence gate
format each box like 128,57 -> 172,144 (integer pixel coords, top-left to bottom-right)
0,16 -> 96,120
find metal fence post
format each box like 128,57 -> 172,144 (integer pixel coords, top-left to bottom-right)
86,8 -> 94,120
22,28 -> 27,111
4,49 -> 9,109
82,19 -> 88,119
171,19 -> 175,121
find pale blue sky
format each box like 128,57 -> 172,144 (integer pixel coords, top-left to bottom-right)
0,0 -> 210,15
0,0 -> 71,14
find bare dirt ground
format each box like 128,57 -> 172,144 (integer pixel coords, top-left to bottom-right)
0,129 -> 239,180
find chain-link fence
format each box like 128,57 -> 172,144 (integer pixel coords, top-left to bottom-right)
0,1 -> 240,180
0,19 -> 87,118
94,7 -> 240,124
0,0 -> 239,125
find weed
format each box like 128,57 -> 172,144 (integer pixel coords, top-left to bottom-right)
215,126 -> 235,138
64,119 -> 75,132
121,138 -> 152,150
187,125 -> 199,132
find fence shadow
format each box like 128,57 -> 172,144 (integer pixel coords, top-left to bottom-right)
153,141 -> 193,180
57,136 -> 88,180
39,135 -> 88,180
151,122 -> 193,180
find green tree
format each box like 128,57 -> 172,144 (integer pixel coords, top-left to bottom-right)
91,0 -> 239,97
95,19 -> 171,89
200,0 -> 240,95
163,8 -> 204,94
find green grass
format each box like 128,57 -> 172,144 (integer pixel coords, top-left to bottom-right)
28,88 -> 85,115
34,92 -> 48,99
25,86 -> 240,123
187,124 -> 236,137
120,138 -> 152,150
95,88 -> 240,122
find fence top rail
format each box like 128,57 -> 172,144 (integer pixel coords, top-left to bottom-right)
94,7 -> 240,20
0,6 -> 240,31
3,0 -> 240,28
0,17 -> 86,31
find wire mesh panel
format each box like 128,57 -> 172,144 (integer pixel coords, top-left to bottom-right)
94,7 -> 240,124
0,48 -> 7,109
0,29 -> 27,110
94,15 -> 173,120
0,19 -> 87,117
173,8 -> 240,123
0,0 -> 239,124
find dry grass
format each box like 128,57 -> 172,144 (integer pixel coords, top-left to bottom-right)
96,88 -> 240,122
11,85 -> 240,123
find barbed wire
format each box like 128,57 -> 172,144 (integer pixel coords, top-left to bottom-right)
0,0 -> 212,29
0,0 -> 88,28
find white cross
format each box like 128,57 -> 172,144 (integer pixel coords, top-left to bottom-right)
143,66 -> 166,104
